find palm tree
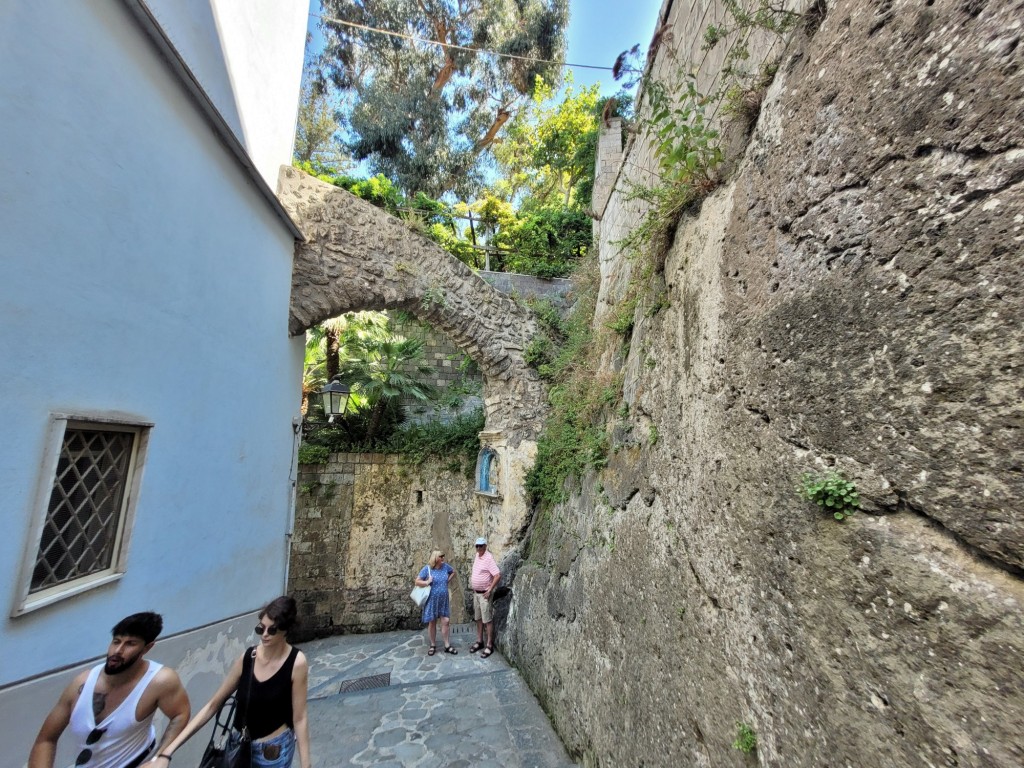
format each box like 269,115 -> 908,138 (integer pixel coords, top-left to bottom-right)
304,312 -> 390,413
339,335 -> 436,442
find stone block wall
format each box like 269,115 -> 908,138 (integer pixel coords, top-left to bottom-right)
289,452 -> 510,638
391,317 -> 484,424
591,117 -> 625,217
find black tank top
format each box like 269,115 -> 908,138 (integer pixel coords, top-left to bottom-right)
234,646 -> 298,739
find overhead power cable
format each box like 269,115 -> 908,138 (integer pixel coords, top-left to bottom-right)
312,13 -> 615,73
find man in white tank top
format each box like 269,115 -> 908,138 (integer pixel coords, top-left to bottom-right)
28,612 -> 191,768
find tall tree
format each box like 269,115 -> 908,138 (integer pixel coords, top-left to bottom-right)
493,74 -> 601,208
339,335 -> 436,441
304,312 -> 390,402
294,61 -> 352,173
316,0 -> 570,197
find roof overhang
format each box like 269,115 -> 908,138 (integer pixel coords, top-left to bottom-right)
121,0 -> 305,242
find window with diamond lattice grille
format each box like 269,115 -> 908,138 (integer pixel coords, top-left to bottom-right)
30,426 -> 138,592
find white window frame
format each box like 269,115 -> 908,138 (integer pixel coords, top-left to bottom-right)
12,413 -> 152,617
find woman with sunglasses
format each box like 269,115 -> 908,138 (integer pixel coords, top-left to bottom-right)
148,596 -> 311,768
414,550 -> 458,656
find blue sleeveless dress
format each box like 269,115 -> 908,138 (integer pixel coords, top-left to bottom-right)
419,563 -> 455,623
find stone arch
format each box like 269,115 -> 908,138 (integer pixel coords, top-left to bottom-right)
278,166 -> 547,443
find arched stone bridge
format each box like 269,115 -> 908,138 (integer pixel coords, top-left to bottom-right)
277,165 -> 546,444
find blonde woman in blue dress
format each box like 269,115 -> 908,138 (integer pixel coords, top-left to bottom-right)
414,550 -> 458,656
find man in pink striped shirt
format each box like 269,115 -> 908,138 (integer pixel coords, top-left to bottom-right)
468,537 -> 501,658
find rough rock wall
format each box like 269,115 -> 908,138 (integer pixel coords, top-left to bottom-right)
505,1 -> 1024,766
289,454 -> 501,636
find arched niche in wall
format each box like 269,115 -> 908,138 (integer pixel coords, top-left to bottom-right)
475,446 -> 501,500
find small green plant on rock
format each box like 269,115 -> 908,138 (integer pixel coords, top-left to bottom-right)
733,721 -> 757,753
797,470 -> 860,521
607,294 -> 639,336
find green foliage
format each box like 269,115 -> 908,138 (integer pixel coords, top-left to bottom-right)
329,173 -> 406,215
303,311 -> 390,403
338,334 -> 437,442
493,75 -> 601,209
500,207 -> 591,278
303,410 -> 484,477
292,88 -> 593,280
525,270 -> 619,507
305,314 -> 444,447
387,411 -> 485,475
434,375 -> 483,410
298,444 -> 330,465
607,294 -> 639,336
648,78 -> 724,188
525,335 -> 556,372
733,722 -> 757,754
529,297 -> 565,335
648,424 -> 659,446
620,76 -> 723,262
320,480 -> 339,500
421,284 -> 447,311
293,62 -> 352,172
797,470 -> 860,521
317,0 -> 570,197
523,297 -> 567,378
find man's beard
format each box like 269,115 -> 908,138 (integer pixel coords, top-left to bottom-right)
104,652 -> 141,675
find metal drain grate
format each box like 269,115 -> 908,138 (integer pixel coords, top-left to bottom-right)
449,623 -> 476,635
338,672 -> 391,694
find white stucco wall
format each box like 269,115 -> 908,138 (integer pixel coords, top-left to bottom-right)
143,0 -> 308,185
0,0 -> 304,704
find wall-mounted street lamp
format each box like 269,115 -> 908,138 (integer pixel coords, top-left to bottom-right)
320,379 -> 351,423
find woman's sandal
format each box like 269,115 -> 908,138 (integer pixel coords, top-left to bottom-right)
444,645 -> 458,655
428,645 -> 436,656
480,646 -> 494,659
468,641 -> 484,653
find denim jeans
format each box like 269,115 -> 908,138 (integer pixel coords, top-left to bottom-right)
228,728 -> 296,768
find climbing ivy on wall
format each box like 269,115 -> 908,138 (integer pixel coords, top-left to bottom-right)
524,266 -> 621,508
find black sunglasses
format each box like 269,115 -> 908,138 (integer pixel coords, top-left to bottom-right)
254,624 -> 279,636
75,727 -> 106,765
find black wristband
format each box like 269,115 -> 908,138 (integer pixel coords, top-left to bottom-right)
158,755 -> 173,762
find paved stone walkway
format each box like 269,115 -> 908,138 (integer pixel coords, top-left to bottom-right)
304,625 -> 577,767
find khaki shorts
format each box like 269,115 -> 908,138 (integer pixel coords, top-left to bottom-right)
473,591 -> 494,623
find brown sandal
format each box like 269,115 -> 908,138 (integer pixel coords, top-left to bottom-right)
428,645 -> 436,656
468,641 -> 484,653
444,645 -> 458,655
480,646 -> 494,659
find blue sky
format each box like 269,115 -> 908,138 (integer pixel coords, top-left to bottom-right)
305,0 -> 665,95
564,0 -> 664,94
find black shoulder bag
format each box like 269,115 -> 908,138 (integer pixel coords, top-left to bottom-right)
199,649 -> 255,768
